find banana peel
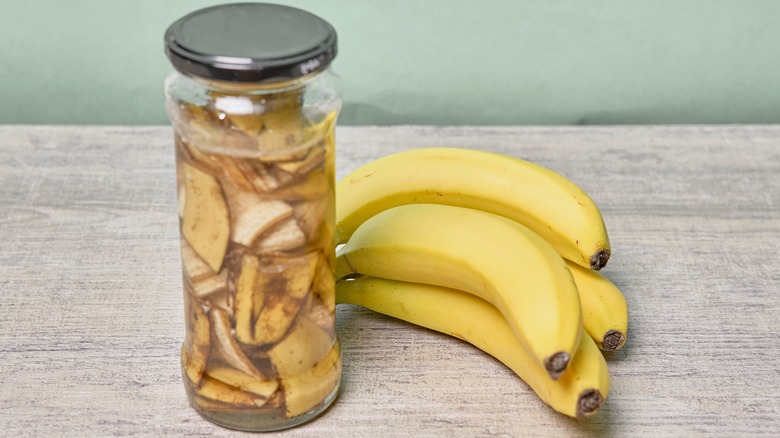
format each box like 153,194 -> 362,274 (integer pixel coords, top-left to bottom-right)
267,316 -> 333,378
312,253 -> 335,312
211,154 -> 256,192
180,239 -> 215,284
276,145 -> 324,175
181,163 -> 231,272
279,343 -> 341,418
191,269 -> 229,299
235,252 -> 319,346
305,296 -> 336,341
256,106 -> 305,159
206,366 -> 279,402
234,254 -> 261,344
182,297 -> 211,386
251,252 -> 319,345
267,168 -> 329,201
210,309 -> 265,380
233,158 -> 281,193
207,290 -> 234,316
195,376 -> 259,407
254,218 -> 306,254
227,113 -> 265,137
231,192 -> 293,247
292,197 -> 329,242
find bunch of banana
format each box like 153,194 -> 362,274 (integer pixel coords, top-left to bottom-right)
334,147 -> 628,418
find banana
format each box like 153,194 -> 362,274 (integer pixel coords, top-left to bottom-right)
336,277 -> 609,418
566,261 -> 628,350
335,203 -> 582,379
335,147 -> 610,270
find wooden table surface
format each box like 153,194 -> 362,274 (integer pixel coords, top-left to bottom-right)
1,125 -> 779,437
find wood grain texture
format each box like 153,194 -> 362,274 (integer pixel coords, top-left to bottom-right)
1,125 -> 779,437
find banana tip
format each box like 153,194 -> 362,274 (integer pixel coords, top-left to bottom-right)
576,389 -> 604,417
544,352 -> 570,380
589,250 -> 610,271
601,330 -> 626,351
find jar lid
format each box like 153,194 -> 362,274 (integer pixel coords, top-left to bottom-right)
164,3 -> 337,83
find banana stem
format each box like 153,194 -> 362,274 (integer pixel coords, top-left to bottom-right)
601,330 -> 626,351
577,389 -> 604,417
589,250 -> 611,271
545,352 -> 571,380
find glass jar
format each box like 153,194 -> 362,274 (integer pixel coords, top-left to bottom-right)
163,3 -> 341,432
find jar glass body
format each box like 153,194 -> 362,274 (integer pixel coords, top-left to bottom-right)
165,68 -> 341,431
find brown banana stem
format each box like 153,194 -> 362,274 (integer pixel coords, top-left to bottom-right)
589,250 -> 610,271
601,329 -> 626,351
576,389 -> 604,417
544,351 -> 570,380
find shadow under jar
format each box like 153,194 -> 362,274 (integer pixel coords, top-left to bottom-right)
163,3 -> 342,432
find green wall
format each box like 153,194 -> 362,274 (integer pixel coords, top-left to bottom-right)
2,0 -> 779,125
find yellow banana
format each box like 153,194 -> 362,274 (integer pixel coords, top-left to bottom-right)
335,147 -> 611,270
567,261 -> 628,350
335,204 -> 582,379
336,277 -> 609,417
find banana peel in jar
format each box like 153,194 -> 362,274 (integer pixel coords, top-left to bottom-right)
254,218 -> 307,254
190,269 -> 229,300
268,168 -> 329,201
194,376 -> 263,408
267,316 -> 333,378
204,287 -> 234,316
292,197 -> 329,242
181,163 -> 230,272
207,89 -> 266,137
205,366 -> 279,401
212,84 -> 301,137
211,154 -> 257,193
312,253 -> 335,311
181,139 -> 222,175
210,308 -> 266,380
227,190 -> 293,247
233,158 -> 282,193
252,252 -> 319,345
178,104 -> 230,170
182,297 -> 211,386
180,238 -> 215,284
234,252 -> 319,346
235,254 -> 262,344
269,110 -> 334,181
256,106 -> 305,159
312,219 -> 336,267
305,253 -> 336,337
303,295 -> 336,341
249,111 -> 336,192
279,343 -> 341,418
276,145 -> 325,175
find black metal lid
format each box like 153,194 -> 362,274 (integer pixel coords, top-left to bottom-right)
165,3 -> 337,83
